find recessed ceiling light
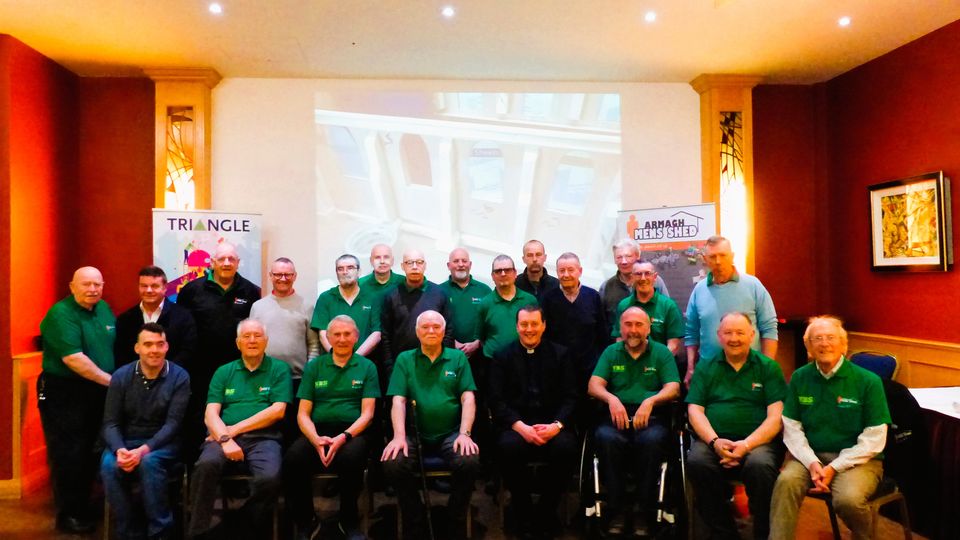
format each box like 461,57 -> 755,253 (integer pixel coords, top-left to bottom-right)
838,16 -> 851,27
441,5 -> 455,18
644,11 -> 657,23
209,3 -> 223,15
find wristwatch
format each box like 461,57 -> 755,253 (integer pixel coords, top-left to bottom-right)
218,434 -> 231,444
460,430 -> 472,437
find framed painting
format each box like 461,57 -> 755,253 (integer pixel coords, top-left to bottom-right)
869,171 -> 952,272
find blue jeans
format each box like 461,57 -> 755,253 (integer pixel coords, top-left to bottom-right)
595,416 -> 669,517
100,441 -> 179,539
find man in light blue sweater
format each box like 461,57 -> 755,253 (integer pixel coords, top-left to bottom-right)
684,236 -> 778,386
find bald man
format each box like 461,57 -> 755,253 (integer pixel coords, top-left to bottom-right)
176,242 -> 262,459
39,266 -> 116,533
379,249 -> 453,379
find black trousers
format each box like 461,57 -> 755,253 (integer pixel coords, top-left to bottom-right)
282,427 -> 369,530
37,373 -> 107,520
497,428 -> 578,527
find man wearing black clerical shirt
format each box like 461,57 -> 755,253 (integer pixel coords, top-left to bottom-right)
488,305 -> 578,539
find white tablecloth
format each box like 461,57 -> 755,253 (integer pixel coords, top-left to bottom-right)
908,386 -> 960,420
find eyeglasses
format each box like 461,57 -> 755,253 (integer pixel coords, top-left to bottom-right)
811,335 -> 840,343
270,272 -> 295,280
492,268 -> 516,275
403,259 -> 425,267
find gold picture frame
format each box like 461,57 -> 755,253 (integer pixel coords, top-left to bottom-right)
869,171 -> 952,272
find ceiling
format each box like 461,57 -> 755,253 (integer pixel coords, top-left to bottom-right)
3,0 -> 959,84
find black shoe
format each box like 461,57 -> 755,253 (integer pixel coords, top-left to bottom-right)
56,514 -> 95,534
606,514 -> 626,537
338,521 -> 366,540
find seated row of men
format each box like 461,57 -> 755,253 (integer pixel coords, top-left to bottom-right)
74,307 -> 888,540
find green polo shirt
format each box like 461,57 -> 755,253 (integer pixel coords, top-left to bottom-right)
592,340 -> 680,405
612,291 -> 684,345
207,356 -> 293,427
784,358 -> 891,454
298,352 -> 380,424
387,347 -> 476,443
476,288 -> 538,357
40,295 -> 116,378
311,285 -> 381,346
686,349 -> 787,440
438,276 -> 493,343
358,271 -> 406,305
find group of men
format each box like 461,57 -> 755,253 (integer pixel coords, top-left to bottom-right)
37,235 -> 891,540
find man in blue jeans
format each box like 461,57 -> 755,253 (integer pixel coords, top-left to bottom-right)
101,323 -> 191,540
588,307 -> 681,536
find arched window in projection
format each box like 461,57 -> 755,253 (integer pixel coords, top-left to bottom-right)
399,134 -> 432,187
550,151 -> 595,215
466,141 -> 505,203
327,126 -> 369,180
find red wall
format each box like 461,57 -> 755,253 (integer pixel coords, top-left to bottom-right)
0,35 -> 78,481
0,35 -> 154,482
823,19 -> 960,342
72,78 -> 155,310
753,84 -> 828,319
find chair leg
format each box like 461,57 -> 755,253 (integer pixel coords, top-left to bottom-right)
824,498 -> 841,540
897,496 -> 912,540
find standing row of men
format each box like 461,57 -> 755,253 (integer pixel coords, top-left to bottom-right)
39,235 -> 888,540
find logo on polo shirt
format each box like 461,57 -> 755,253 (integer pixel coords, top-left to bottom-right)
751,382 -> 764,391
798,396 -> 814,405
352,379 -> 363,389
837,396 -> 859,407
362,305 -> 372,311
643,366 -> 657,373
316,380 -> 329,388
612,365 -> 626,373
106,325 -> 116,331
471,297 -> 483,304
225,388 -> 235,396
258,386 -> 270,394
443,370 -> 457,378
234,298 -> 249,305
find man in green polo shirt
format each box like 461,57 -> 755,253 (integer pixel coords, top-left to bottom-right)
284,315 -> 380,540
613,261 -> 683,356
381,310 -> 479,539
438,247 -> 492,359
770,316 -> 891,540
686,311 -> 787,540
39,266 -> 116,534
187,318 -> 292,540
589,307 -> 681,535
312,253 -> 382,357
358,243 -> 406,303
471,254 -> 538,363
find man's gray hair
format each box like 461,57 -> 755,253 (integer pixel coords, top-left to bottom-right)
415,310 -> 446,329
335,253 -> 361,270
557,252 -> 580,265
704,235 -> 730,248
803,315 -> 849,354
328,314 -> 359,335
236,318 -> 266,337
491,254 -> 515,271
611,238 -> 640,255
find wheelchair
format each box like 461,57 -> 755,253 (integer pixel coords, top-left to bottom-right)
579,401 -> 690,538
